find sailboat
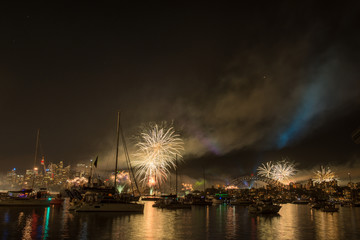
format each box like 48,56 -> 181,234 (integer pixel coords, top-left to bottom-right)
0,130 -> 52,206
0,189 -> 52,206
153,156 -> 191,209
75,112 -> 144,212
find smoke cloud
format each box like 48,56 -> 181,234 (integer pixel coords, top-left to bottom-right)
172,43 -> 360,158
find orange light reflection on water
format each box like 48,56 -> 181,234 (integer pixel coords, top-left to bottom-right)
225,206 -> 236,239
22,215 -> 32,239
4,201 -> 360,239
30,210 -> 39,239
270,204 -> 297,240
316,210 -> 341,240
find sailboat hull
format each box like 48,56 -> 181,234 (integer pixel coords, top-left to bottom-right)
75,202 -> 144,212
0,198 -> 51,206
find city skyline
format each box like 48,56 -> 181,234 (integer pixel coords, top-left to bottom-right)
1,157 -> 357,190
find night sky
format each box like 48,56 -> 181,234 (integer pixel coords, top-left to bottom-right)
1,2 -> 360,183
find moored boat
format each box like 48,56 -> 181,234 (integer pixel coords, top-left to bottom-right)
230,198 -> 253,206
141,195 -> 161,201
209,196 -> 223,204
248,199 -> 281,214
185,194 -> 212,206
75,113 -> 144,213
310,202 -> 325,209
163,200 -> 191,209
75,190 -> 144,212
0,189 -> 51,206
292,199 -> 310,204
153,195 -> 191,209
50,195 -> 65,205
321,203 -> 339,212
310,200 -> 327,209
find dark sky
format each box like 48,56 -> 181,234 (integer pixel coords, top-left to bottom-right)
1,2 -> 360,183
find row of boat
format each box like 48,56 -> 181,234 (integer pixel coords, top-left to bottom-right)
66,187 -> 144,212
0,188 -> 63,206
0,186 -> 281,214
4,187 -> 352,215
293,198 -> 360,212
150,194 -> 282,214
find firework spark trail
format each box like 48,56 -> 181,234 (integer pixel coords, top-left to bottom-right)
314,166 -> 337,183
257,161 -> 273,178
272,160 -> 296,181
133,123 -> 184,187
257,159 -> 297,183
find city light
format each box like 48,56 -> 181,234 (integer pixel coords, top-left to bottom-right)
182,183 -> 193,192
225,185 -> 239,190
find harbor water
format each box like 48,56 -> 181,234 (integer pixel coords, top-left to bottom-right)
0,200 -> 360,240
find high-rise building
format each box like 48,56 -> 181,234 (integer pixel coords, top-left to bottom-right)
306,179 -> 313,190
6,168 -> 17,186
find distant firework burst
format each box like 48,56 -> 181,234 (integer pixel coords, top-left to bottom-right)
67,177 -> 88,187
314,166 -> 337,183
257,161 -> 274,178
112,170 -> 131,184
272,160 -> 297,182
111,171 -> 131,193
257,159 -> 297,183
133,122 -> 184,187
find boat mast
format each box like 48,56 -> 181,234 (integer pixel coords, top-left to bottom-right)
89,159 -> 93,187
32,129 -> 40,188
114,112 -> 120,191
175,155 -> 178,197
119,121 -> 141,196
203,166 -> 206,195
169,174 -> 171,194
33,129 -> 40,169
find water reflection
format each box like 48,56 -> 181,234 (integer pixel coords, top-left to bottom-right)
23,214 -> 33,239
271,204 -> 298,240
18,211 -> 24,226
315,209 -> 341,240
42,207 -> 50,239
0,202 -> 359,239
225,206 -> 236,239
